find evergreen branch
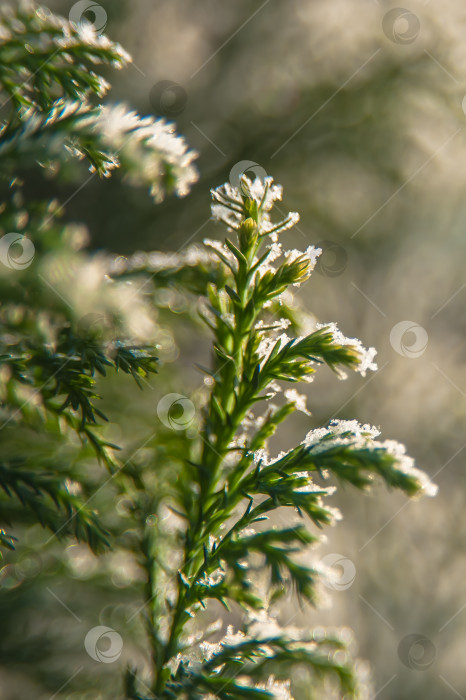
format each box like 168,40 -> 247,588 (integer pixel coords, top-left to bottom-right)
167,632 -> 357,700
253,419 -> 438,498
1,329 -> 158,428
0,2 -> 130,120
0,460 -> 110,551
149,175 -> 436,699
0,98 -> 198,200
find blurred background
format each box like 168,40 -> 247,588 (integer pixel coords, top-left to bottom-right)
1,0 -> 466,698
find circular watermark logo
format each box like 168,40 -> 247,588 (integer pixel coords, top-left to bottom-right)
229,160 -> 268,194
149,81 -> 187,117
77,311 -> 116,336
390,321 -> 428,358
320,553 -> 356,591
315,240 -> 348,277
398,634 -> 436,670
382,8 -> 420,45
69,1 -> 107,35
0,233 -> 35,270
14,551 -> 43,580
84,625 -> 123,663
157,393 -> 196,431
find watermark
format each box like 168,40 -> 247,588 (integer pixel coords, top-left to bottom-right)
461,95 -> 466,117
84,625 -> 123,663
398,634 -> 436,670
14,551 -> 43,581
390,321 -> 428,358
69,1 -> 108,35
0,233 -> 35,270
157,393 -> 196,431
320,553 -> 356,591
77,311 -> 116,336
315,240 -> 348,277
149,81 -> 187,117
229,160 -> 268,194
382,8 -> 420,45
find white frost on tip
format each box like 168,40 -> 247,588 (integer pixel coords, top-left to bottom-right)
253,448 -> 272,466
285,245 -> 322,270
299,476 -> 337,497
64,479 -> 82,496
303,419 -> 382,449
325,504 -> 343,523
256,676 -> 294,700
108,244 -> 217,275
241,410 -> 270,431
284,388 -> 311,415
302,419 -> 438,497
277,332 -> 292,347
203,238 -> 238,270
267,242 -> 283,262
316,322 -> 378,377
255,241 -> 283,274
277,317 -> 292,331
262,210 -> 300,242
294,473 -> 336,496
211,176 -> 299,239
255,317 -> 291,332
248,177 -> 284,207
293,480 -> 342,524
247,609 -> 282,640
257,336 -> 276,360
228,432 -> 248,450
222,625 -> 247,646
200,568 -> 226,586
257,332 -> 292,362
381,440 -> 438,497
93,104 -> 198,200
15,95 -> 198,202
199,641 -> 222,661
268,380 -> 283,393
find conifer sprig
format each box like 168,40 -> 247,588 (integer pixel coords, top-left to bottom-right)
0,2 -> 197,555
138,176 -> 437,699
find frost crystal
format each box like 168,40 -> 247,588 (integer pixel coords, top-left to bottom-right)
253,448 -> 271,466
316,322 -> 378,377
303,420 -> 438,497
257,336 -> 276,360
222,625 -> 246,646
108,244 -> 216,276
256,676 -> 294,700
199,641 -> 221,661
255,317 -> 291,332
381,440 -> 438,497
211,176 -> 300,240
255,241 -> 283,274
284,388 -> 311,415
285,245 -> 322,270
95,104 -> 199,201
6,98 -> 199,202
303,420 -> 382,449
247,609 -> 282,640
267,242 -> 283,262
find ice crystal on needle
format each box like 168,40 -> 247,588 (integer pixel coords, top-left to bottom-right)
211,175 -> 300,239
315,322 -> 378,377
94,104 -> 199,199
302,420 -> 438,497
